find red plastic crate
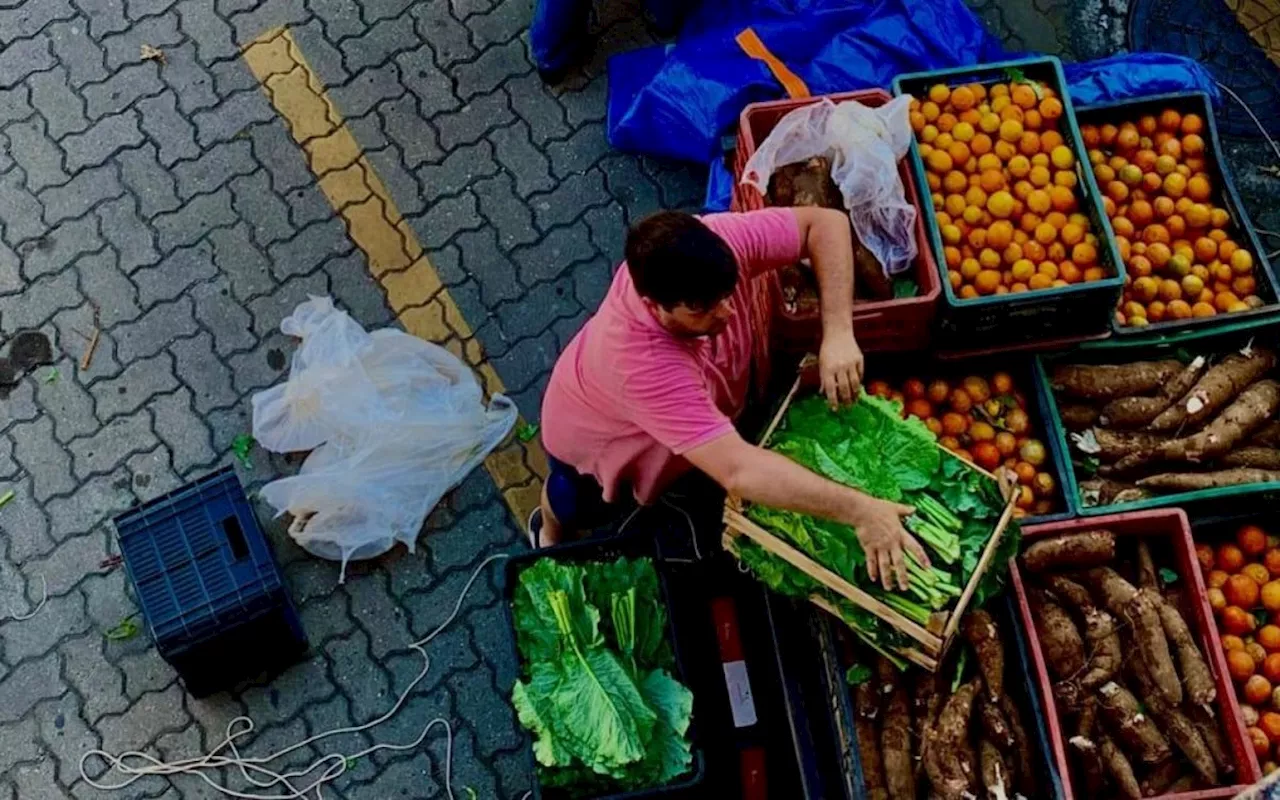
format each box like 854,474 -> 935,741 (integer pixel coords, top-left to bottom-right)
731,89 -> 940,354
1010,509 -> 1262,800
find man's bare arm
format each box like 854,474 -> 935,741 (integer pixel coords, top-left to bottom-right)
687,430 -> 927,589
790,206 -> 863,406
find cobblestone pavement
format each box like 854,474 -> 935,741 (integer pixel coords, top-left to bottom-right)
0,0 -> 1276,798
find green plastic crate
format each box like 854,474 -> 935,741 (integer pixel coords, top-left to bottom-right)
893,57 -> 1125,352
1034,315 -> 1280,517
1076,92 -> 1280,337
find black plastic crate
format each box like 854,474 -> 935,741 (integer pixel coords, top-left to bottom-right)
893,57 -> 1126,352
1074,91 -> 1280,337
501,535 -> 706,800
113,466 -> 307,696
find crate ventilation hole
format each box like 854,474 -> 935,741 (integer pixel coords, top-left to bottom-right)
80,553 -> 534,800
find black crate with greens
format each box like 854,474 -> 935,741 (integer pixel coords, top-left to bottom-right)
505,541 -> 702,799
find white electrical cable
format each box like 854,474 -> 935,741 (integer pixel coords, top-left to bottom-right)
80,553 -> 529,800
7,573 -> 47,621
1215,80 -> 1280,164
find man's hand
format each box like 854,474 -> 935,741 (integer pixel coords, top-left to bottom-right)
848,496 -> 929,590
819,330 -> 864,408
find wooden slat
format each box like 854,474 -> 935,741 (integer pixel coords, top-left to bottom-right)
723,509 -> 942,652
809,595 -> 937,671
940,489 -> 1019,643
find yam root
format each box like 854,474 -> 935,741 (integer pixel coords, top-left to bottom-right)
978,698 -> 1014,751
1051,360 -> 1184,400
979,739 -> 1011,800
1099,356 -> 1209,428
1136,540 -> 1158,589
1070,696 -> 1105,795
1098,680 -> 1172,763
1000,693 -> 1036,798
925,679 -> 980,800
1078,607 -> 1122,692
1090,428 -> 1171,462
855,680 -> 889,800
1253,419 -> 1280,447
1099,734 -> 1142,800
1157,599 -> 1216,707
1042,574 -> 1094,611
1221,445 -> 1280,470
879,660 -> 915,800
1136,467 -> 1280,492
1140,759 -> 1184,798
912,670 -> 941,784
962,609 -> 1003,701
1082,567 -> 1139,616
767,158 -> 841,208
1061,403 -> 1101,431
1149,348 -> 1277,431
1030,592 -> 1086,680
1115,379 -> 1280,471
1079,478 -> 1149,507
1127,588 -> 1182,706
1190,704 -> 1233,776
1151,698 -> 1218,785
1021,530 -> 1116,573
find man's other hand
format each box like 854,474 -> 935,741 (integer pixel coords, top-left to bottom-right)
849,496 -> 929,591
819,331 -> 864,408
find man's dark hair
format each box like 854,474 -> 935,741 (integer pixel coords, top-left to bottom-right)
625,211 -> 738,310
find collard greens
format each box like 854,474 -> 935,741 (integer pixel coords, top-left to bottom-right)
511,557 -> 693,795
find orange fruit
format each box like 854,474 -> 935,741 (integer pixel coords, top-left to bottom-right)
1229,647 -> 1258,680
1164,172 -> 1188,198
1223,633 -> 1247,652
1208,569 -> 1232,589
1265,549 -> 1280,577
927,380 -> 951,405
1226,574 -> 1262,608
1196,542 -> 1216,572
1159,108 -> 1183,132
1246,674 -> 1274,705
950,85 -> 976,111
1181,113 -> 1204,135
1010,83 -> 1037,109
941,412 -> 968,436
1049,185 -> 1076,213
1116,126 -> 1140,151
1263,710 -> 1280,741
1220,543 -> 1248,572
1249,727 -> 1270,760
1266,655 -> 1280,686
998,119 -> 1023,143
1208,587 -> 1227,612
974,270 -> 1002,295
1250,641 -> 1270,667
1187,174 -> 1212,203
1261,625 -> 1280,653
1224,604 -> 1259,636
1018,131 -> 1041,157
1247,562 -> 1275,586
1167,299 -> 1193,319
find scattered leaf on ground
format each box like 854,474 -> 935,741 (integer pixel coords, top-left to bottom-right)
844,663 -> 872,686
105,614 -> 140,641
140,44 -> 166,63
516,422 -> 540,442
231,434 -> 256,470
42,368 -> 58,384
0,489 -> 13,509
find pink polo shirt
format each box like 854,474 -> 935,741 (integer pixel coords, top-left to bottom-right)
541,209 -> 803,504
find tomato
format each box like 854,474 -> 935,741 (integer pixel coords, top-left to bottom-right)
902,378 -> 927,400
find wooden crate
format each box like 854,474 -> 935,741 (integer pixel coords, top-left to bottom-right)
722,367 -> 1018,671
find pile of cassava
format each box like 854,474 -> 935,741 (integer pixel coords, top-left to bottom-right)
1021,529 -> 1237,798
852,608 -> 1041,800
1051,345 -> 1280,505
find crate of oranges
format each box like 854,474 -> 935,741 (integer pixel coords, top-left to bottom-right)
1191,516 -> 1280,777
1075,92 -> 1279,334
893,57 -> 1125,353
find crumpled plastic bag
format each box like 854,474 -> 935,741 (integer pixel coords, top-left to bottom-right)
252,297 -> 517,580
740,96 -> 918,275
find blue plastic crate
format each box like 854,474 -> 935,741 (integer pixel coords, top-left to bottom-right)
113,466 -> 306,695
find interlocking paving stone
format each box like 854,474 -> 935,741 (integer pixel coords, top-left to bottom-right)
0,167 -> 51,244
74,248 -> 143,326
102,12 -> 183,71
176,0 -> 237,64
433,87 -> 513,150
411,0 -> 477,67
5,117 -> 69,193
39,164 -> 125,226
0,0 -> 77,46
97,194 -> 162,273
152,187 -> 237,251
112,296 -> 199,362
36,359 -> 101,443
62,109 -> 145,172
20,214 -> 102,280
82,61 -> 164,120
0,36 -> 57,91
159,43 -> 222,115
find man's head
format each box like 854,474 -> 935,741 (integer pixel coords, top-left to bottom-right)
626,211 -> 738,337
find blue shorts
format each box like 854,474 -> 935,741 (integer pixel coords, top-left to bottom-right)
545,454 -> 625,531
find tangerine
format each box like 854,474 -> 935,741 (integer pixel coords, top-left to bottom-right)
1208,587 -> 1227,611
1223,604 -> 1258,635
1227,574 -> 1262,608
1229,647 -> 1259,681
1159,108 -> 1183,132
1241,524 -> 1270,556
1247,674 -> 1274,705
1249,727 -> 1270,760
1266,549 -> 1280,577
950,86 -> 976,111
1261,625 -> 1280,653
1220,543 -> 1248,572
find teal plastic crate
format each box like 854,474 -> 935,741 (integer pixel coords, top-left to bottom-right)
1034,316 -> 1280,518
893,57 -> 1126,352
1075,91 -> 1280,337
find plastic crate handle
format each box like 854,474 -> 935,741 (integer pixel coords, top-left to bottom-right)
221,515 -> 250,561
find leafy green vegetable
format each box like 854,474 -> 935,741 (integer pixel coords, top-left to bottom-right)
231,434 -> 256,470
844,664 -> 872,686
511,557 -> 694,794
1159,567 -> 1179,586
891,276 -> 919,298
517,422 -> 540,442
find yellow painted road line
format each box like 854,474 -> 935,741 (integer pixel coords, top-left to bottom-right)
243,27 -> 546,525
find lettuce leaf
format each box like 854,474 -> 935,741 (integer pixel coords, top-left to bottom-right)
513,560 -> 600,663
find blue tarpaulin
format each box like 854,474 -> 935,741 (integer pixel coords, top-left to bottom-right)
603,0 -> 1222,211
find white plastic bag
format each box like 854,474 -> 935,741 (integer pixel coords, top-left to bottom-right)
740,96 -> 918,275
253,297 -> 517,580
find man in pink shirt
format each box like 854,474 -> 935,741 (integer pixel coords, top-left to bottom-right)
537,207 -> 926,589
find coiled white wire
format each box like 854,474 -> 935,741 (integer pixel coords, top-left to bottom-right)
80,553 -> 532,800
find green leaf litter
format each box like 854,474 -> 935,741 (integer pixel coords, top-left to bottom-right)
511,556 -> 693,795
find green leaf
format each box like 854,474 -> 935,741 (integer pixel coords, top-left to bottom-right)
464,788 -> 477,800
844,664 -> 872,686
583,557 -> 672,671
551,646 -> 657,772
231,434 -> 256,470
513,560 -> 601,663
1159,567 -> 1179,586
951,648 -> 969,692
891,276 -> 918,298
517,422 -> 540,442
105,614 -> 140,641
0,489 -> 14,510
42,368 -> 58,384
513,663 -> 576,767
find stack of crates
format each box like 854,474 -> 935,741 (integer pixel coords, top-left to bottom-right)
113,466 -> 307,696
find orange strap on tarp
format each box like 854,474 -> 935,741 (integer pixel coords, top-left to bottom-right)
735,28 -> 810,99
